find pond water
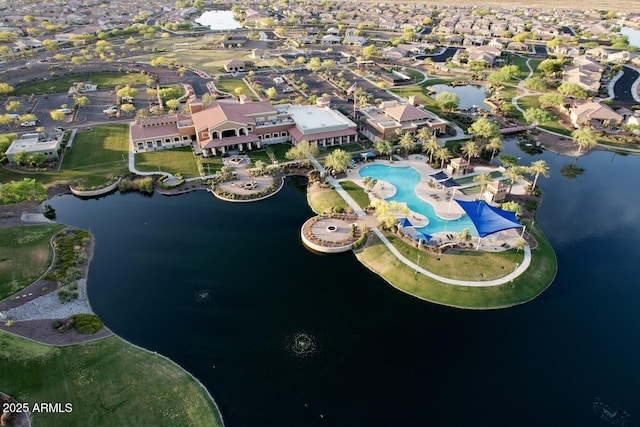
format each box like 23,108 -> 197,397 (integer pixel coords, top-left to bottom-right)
620,27 -> 640,49
45,144 -> 640,426
429,84 -> 490,111
195,10 -> 242,31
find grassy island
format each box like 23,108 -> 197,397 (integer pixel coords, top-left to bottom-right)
355,221 -> 557,309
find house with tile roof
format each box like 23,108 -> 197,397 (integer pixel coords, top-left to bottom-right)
359,100 -> 447,142
569,101 -> 624,128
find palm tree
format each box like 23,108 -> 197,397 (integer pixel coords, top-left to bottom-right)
362,176 -> 377,192
461,140 -> 480,163
528,159 -> 550,193
504,166 -> 524,195
399,132 -> 415,159
374,139 -> 394,161
435,146 -> 451,169
572,127 -> 597,155
485,136 -> 504,162
416,127 -> 432,147
473,173 -> 492,200
422,134 -> 440,164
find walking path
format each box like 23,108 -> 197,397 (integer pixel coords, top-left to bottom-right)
307,155 -> 532,287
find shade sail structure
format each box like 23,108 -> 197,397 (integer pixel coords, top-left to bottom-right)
441,177 -> 461,188
429,171 -> 450,181
455,199 -> 522,238
362,152 -> 376,158
397,217 -> 413,228
413,231 -> 432,242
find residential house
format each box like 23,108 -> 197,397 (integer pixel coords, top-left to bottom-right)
321,34 -> 342,45
223,59 -> 246,73
569,101 -> 624,128
563,55 -> 604,93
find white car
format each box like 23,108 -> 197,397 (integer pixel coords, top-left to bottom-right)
57,108 -> 72,115
20,120 -> 37,127
103,107 -> 117,114
8,113 -> 20,119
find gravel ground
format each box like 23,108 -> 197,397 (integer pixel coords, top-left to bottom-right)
3,279 -> 92,321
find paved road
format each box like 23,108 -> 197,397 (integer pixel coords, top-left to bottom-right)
415,46 -> 460,63
612,65 -> 640,108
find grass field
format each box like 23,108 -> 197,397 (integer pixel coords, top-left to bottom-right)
135,146 -> 199,177
13,72 -> 149,96
0,333 -> 223,427
0,224 -> 65,299
318,143 -> 364,156
247,143 -> 291,164
214,78 -> 257,100
340,180 -> 371,210
355,220 -> 557,309
62,124 -> 130,187
307,183 -> 349,214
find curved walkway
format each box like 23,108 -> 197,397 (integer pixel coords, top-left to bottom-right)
307,155 -> 532,287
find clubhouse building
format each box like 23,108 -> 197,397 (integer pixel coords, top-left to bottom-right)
130,98 -> 358,156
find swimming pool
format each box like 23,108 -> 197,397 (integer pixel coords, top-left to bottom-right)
359,164 -> 476,234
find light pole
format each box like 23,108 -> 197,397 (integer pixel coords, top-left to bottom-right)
415,254 -> 420,275
511,262 -> 519,282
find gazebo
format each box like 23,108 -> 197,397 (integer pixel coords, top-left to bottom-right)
447,157 -> 470,176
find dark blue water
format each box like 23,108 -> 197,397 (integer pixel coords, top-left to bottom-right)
47,145 -> 640,427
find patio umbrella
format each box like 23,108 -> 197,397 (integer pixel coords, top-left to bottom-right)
414,230 -> 432,249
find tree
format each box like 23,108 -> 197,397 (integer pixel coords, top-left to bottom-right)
233,87 -> 245,97
398,132 -> 415,158
370,199 -> 409,230
0,133 -> 17,154
324,149 -> 351,174
165,99 -> 180,112
523,107 -> 553,125
557,82 -> 588,99
0,83 -> 14,96
254,160 -> 266,172
522,76 -> 547,91
572,127 -> 597,155
468,117 -> 500,141
306,57 -> 322,71
201,93 -> 214,107
362,176 -> 377,192
421,133 -> 439,164
49,110 -> 66,121
12,150 -> 29,166
362,44 -> 376,59
536,58 -> 563,78
75,95 -> 90,108
461,140 -> 480,163
265,87 -> 277,99
116,85 -> 139,99
435,146 -> 451,169
473,173 -> 492,199
501,200 -> 523,218
485,136 -> 504,162
286,139 -> 318,161
528,159 -> 550,192
504,166 -> 524,194
487,65 -> 519,85
27,152 -> 47,167
435,91 -> 459,111
0,178 -> 47,204
5,100 -> 22,112
374,140 -> 393,161
539,93 -> 564,109
120,103 -> 136,115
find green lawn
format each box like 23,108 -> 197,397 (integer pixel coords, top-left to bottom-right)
0,224 -> 65,299
13,72 -> 149,96
61,124 -> 130,187
307,183 -> 349,214
135,146 -> 199,177
214,78 -> 257,100
247,143 -> 291,164
0,333 -> 223,427
454,170 -> 503,185
318,143 -> 364,156
356,220 -> 557,309
340,180 -> 370,210
388,234 -> 523,281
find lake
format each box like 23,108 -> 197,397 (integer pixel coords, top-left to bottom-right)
429,84 -> 490,111
195,10 -> 242,31
46,144 -> 640,426
621,26 -> 640,49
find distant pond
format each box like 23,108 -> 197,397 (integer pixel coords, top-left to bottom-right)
195,10 -> 242,30
620,27 -> 640,49
429,83 -> 490,111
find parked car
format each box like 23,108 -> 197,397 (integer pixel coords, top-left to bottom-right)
57,108 -> 72,115
103,107 -> 117,114
8,114 -> 20,119
20,120 -> 37,127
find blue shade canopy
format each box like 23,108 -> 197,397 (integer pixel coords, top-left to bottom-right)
362,152 -> 376,158
455,199 -> 522,238
414,231 -> 432,242
441,177 -> 461,188
429,171 -> 450,181
397,217 -> 413,228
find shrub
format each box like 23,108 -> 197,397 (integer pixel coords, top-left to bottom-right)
71,314 -> 104,334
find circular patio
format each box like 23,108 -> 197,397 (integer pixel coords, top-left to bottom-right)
301,214 -> 362,253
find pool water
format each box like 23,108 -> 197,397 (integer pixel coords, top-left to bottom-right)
359,164 -> 477,234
